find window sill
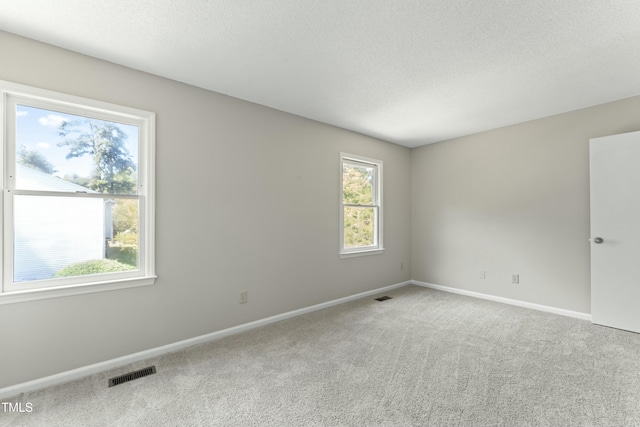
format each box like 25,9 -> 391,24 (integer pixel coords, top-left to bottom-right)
340,248 -> 385,259
0,276 -> 156,305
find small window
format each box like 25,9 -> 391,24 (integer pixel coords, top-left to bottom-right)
1,80 -> 155,303
340,153 -> 383,257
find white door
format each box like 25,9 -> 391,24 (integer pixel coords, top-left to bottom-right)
590,130 -> 640,333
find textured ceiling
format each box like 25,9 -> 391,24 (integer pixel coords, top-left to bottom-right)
1,1 -> 639,147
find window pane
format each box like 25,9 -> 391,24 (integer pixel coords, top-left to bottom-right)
344,206 -> 376,248
14,195 -> 139,282
343,163 -> 374,205
15,104 -> 139,195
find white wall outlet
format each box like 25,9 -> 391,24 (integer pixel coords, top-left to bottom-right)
239,290 -> 248,304
480,270 -> 486,279
512,274 -> 519,284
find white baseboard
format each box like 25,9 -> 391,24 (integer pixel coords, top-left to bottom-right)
0,280 -> 411,400
411,280 -> 592,321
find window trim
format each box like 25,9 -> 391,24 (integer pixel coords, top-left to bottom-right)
0,79 -> 156,304
339,152 -> 384,258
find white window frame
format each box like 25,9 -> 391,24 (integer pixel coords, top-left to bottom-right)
339,152 -> 384,258
0,80 -> 156,304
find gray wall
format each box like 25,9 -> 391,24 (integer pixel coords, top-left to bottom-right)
0,31 -> 412,389
412,96 -> 640,313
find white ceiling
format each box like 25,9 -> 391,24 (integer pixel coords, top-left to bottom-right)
1,1 -> 639,147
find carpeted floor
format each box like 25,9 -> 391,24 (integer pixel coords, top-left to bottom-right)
3,285 -> 640,426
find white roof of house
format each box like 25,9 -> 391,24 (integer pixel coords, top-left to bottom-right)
16,163 -> 95,193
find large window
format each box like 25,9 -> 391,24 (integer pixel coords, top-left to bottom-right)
1,80 -> 155,303
340,153 -> 383,257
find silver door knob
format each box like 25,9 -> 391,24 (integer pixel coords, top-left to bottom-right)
593,237 -> 604,244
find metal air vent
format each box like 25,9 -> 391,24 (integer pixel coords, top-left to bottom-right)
108,366 -> 157,387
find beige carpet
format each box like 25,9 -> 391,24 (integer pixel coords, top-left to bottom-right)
3,285 -> 640,426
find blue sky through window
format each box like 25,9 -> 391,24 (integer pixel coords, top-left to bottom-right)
16,105 -> 138,181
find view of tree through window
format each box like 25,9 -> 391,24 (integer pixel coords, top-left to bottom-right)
14,104 -> 140,282
342,162 -> 376,248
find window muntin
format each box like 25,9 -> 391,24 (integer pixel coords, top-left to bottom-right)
340,154 -> 383,256
1,80 -> 155,301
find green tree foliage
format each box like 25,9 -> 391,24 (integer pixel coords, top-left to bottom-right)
106,246 -> 137,267
107,198 -> 138,267
58,120 -> 136,194
113,199 -> 138,246
54,259 -> 134,277
343,164 -> 375,248
343,164 -> 373,205
17,145 -> 56,174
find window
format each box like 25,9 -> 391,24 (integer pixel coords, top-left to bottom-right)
340,153 -> 383,257
1,80 -> 155,304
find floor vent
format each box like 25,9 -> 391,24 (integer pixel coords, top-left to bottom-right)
375,296 -> 392,301
108,366 -> 156,388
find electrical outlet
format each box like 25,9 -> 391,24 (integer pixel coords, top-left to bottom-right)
401,262 -> 404,271
512,274 -> 519,284
239,290 -> 248,304
480,270 -> 486,279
